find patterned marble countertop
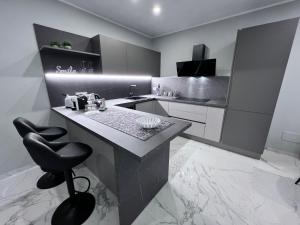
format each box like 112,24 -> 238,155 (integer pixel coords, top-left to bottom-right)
85,108 -> 174,141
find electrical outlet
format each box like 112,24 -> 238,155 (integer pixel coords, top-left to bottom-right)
281,131 -> 300,144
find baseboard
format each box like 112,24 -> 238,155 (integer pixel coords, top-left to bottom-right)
265,146 -> 300,158
180,134 -> 261,159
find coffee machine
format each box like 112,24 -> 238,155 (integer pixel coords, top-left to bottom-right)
64,94 -> 88,110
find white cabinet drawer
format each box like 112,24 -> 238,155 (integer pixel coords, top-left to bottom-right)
176,118 -> 205,137
169,102 -> 207,113
185,121 -> 205,137
204,107 -> 225,142
168,102 -> 207,123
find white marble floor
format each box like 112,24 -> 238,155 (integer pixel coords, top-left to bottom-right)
0,137 -> 299,225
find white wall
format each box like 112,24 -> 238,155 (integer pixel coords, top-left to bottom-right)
153,1 -> 300,157
0,0 -> 152,176
267,22 -> 300,157
153,1 -> 300,77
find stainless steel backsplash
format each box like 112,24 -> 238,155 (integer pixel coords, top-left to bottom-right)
152,76 -> 230,100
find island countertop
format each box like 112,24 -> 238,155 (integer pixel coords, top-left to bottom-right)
52,104 -> 191,160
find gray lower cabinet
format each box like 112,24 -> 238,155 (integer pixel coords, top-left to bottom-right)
135,101 -> 156,114
135,101 -> 168,116
100,36 -> 161,76
222,110 -> 272,155
100,36 -> 127,74
155,101 -> 169,117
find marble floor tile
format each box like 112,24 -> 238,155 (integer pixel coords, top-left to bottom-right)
133,137 -> 300,225
0,166 -> 119,225
260,150 -> 300,179
0,137 -> 299,225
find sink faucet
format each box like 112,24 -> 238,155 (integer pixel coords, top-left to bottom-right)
129,84 -> 137,97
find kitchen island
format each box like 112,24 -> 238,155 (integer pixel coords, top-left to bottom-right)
53,102 -> 191,225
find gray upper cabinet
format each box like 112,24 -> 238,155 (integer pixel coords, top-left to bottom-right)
100,36 -> 127,74
228,18 -> 298,114
144,48 -> 161,77
126,44 -> 147,75
100,36 -> 161,76
127,44 -> 161,77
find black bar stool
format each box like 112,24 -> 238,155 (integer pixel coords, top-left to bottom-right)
13,117 -> 67,189
23,133 -> 95,225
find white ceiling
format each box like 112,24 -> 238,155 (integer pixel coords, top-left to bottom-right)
59,0 -> 293,38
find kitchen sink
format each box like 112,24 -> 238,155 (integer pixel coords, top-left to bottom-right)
126,96 -> 147,100
176,97 -> 210,102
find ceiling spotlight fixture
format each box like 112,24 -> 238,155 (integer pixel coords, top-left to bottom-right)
152,4 -> 161,16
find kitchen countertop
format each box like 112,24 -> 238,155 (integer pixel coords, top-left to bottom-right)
52,95 -> 226,159
52,105 -> 191,160
143,94 -> 227,108
106,95 -> 227,108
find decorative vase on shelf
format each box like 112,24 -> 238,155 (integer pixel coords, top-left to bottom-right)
50,41 -> 60,48
87,61 -> 94,73
62,41 -> 72,50
64,45 -> 72,50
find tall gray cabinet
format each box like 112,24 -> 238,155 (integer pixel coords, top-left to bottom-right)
221,18 -> 299,158
100,35 -> 161,77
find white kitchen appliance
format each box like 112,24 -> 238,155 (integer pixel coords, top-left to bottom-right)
75,92 -> 100,102
87,93 -> 100,101
64,94 -> 88,110
64,95 -> 78,110
98,98 -> 106,111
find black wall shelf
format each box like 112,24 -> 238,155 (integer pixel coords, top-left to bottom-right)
40,45 -> 101,57
34,24 -> 102,74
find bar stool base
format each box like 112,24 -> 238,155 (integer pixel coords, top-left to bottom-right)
37,172 -> 65,189
51,192 -> 95,225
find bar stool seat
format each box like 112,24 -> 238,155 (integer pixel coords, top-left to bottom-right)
37,127 -> 67,141
13,117 -> 67,141
13,117 -> 67,189
57,143 -> 91,164
23,133 -> 95,225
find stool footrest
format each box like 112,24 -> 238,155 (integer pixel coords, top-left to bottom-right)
73,176 -> 91,193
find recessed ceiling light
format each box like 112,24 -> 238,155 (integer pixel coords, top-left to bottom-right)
152,4 -> 161,16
